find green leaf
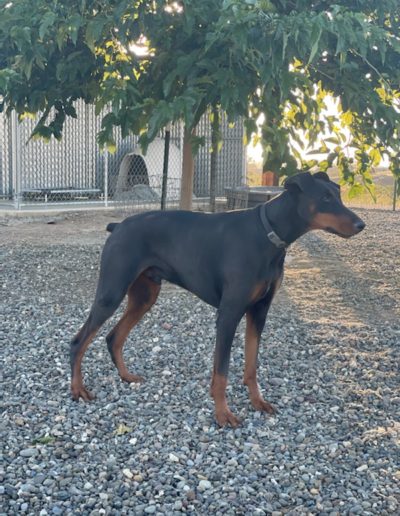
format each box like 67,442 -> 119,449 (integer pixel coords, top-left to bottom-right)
39,12 -> 56,40
32,435 -> 55,445
64,104 -> 77,118
369,148 -> 382,166
85,17 -> 106,53
324,136 -> 340,145
56,27 -> 67,50
308,24 -> 322,65
341,111 -> 353,126
319,160 -> 330,171
23,58 -> 34,80
106,140 -> 117,154
163,71 -> 178,98
348,183 -> 364,199
191,135 -> 206,155
282,32 -> 288,62
68,14 -> 83,46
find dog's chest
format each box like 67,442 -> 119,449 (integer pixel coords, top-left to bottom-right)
250,281 -> 272,303
250,259 -> 285,304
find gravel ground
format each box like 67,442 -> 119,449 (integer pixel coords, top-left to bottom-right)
1,208 -> 399,515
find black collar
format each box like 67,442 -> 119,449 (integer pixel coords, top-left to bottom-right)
259,205 -> 288,249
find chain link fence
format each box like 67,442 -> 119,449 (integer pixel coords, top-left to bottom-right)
1,102 -> 397,212
0,101 -> 247,212
0,110 -> 12,204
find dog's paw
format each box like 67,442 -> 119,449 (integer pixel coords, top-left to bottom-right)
251,396 -> 276,414
71,384 -> 95,402
215,408 -> 241,428
120,373 -> 144,384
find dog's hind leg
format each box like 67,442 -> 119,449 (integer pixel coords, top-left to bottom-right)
70,316 -> 102,401
106,272 -> 161,383
70,258 -> 140,401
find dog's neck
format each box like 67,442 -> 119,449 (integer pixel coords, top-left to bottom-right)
262,190 -> 309,246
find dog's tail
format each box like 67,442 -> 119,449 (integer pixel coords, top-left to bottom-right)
106,222 -> 119,233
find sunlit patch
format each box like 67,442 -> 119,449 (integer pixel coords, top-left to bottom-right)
129,35 -> 155,57
362,421 -> 400,446
165,2 -> 183,13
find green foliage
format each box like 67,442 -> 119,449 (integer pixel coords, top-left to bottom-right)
31,435 -> 55,445
1,0 -> 400,189
241,0 -> 400,187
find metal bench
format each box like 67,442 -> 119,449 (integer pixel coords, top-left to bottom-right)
22,188 -> 101,202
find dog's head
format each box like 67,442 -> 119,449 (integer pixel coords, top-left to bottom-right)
284,171 -> 365,238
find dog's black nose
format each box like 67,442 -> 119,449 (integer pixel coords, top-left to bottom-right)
354,220 -> 366,232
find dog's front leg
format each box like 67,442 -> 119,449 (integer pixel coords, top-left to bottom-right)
244,299 -> 276,414
210,307 -> 243,427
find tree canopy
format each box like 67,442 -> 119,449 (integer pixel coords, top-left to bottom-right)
1,0 -> 399,197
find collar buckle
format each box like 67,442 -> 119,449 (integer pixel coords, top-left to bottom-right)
267,231 -> 287,249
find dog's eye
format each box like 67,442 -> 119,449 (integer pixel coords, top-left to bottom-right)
322,193 -> 331,202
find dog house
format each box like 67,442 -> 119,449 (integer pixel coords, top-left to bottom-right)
115,137 -> 182,202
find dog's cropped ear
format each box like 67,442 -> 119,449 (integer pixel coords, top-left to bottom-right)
313,171 -> 330,182
314,171 -> 341,190
284,172 -> 314,192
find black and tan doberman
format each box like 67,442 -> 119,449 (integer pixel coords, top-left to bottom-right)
70,171 -> 365,426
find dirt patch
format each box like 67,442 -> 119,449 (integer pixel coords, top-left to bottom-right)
0,210 -> 122,246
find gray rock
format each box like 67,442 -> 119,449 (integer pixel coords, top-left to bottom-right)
295,433 -> 306,443
173,500 -> 183,511
20,448 -> 38,458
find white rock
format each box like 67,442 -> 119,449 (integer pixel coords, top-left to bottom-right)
198,479 -> 212,492
122,468 -> 133,479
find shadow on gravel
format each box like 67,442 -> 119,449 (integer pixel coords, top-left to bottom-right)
273,232 -> 399,460
294,232 -> 399,327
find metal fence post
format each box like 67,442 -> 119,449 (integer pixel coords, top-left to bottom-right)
161,124 -> 171,210
104,150 -> 109,207
11,111 -> 21,209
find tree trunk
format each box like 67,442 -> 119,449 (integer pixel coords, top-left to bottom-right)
209,105 -> 220,212
180,126 -> 195,210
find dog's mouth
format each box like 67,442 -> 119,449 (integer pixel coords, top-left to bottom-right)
325,224 -> 366,238
326,226 -> 342,236
325,226 -> 351,238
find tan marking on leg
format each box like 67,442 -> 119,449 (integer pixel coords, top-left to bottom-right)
210,372 -> 240,427
107,274 -> 160,382
71,328 -> 97,401
243,313 -> 275,414
249,281 -> 270,304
